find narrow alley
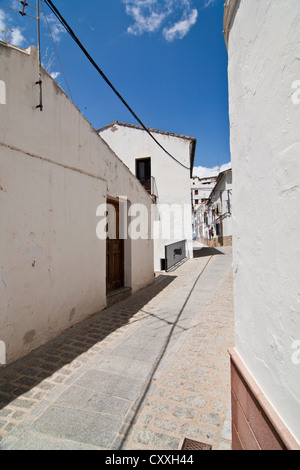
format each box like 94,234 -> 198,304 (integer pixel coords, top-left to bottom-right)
0,246 -> 234,451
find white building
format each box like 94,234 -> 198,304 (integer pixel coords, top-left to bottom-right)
0,43 -> 154,365
224,0 -> 300,449
99,121 -> 196,272
192,167 -> 232,247
191,175 -> 217,207
191,175 -> 217,240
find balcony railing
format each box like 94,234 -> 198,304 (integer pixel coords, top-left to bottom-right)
140,176 -> 158,203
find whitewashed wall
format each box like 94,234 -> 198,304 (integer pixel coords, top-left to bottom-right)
226,0 -> 300,443
0,44 -> 154,364
100,123 -> 194,271
215,171 -> 232,239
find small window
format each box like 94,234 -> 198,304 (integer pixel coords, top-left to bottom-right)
136,158 -> 151,182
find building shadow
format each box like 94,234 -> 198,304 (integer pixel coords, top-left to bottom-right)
193,247 -> 225,258
0,274 -> 176,427
117,256 -> 212,449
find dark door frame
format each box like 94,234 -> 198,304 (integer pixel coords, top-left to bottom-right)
106,198 -> 124,293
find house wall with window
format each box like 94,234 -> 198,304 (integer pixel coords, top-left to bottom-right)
193,168 -> 232,247
224,0 -> 300,449
99,122 -> 195,272
0,43 -> 154,365
207,169 -> 232,247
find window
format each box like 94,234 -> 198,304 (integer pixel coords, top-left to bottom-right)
136,158 -> 151,181
136,158 -> 151,192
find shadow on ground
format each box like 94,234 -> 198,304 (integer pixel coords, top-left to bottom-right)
0,274 -> 176,417
193,247 -> 225,258
117,257 -> 212,450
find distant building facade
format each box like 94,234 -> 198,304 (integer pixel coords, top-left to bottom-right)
192,167 -> 232,247
191,175 -> 217,207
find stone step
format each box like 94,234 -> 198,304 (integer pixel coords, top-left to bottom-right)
106,287 -> 132,308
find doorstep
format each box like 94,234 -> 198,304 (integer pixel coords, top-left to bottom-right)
106,287 -> 132,308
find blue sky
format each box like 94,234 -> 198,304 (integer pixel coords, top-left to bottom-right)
0,0 -> 230,174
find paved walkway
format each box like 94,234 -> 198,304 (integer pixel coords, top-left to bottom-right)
0,246 -> 234,450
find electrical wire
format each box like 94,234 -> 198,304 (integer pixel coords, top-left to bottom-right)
42,0 -> 191,172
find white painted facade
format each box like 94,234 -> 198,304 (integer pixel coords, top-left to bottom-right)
193,168 -> 232,246
0,43 -> 154,365
191,175 -> 217,208
206,168 -> 232,245
99,122 -> 195,272
225,0 -> 300,443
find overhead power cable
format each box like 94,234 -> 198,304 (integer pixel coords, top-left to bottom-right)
42,0 -> 191,171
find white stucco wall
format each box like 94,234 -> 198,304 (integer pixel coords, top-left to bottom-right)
100,123 -> 194,271
0,43 -> 154,364
217,171 -> 232,238
226,0 -> 300,443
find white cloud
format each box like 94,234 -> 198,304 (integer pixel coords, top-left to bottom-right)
124,0 -> 169,35
0,9 -> 26,46
123,0 -> 198,41
0,2 -> 67,47
203,0 -> 218,7
163,8 -> 198,41
193,161 -> 231,178
43,13 -> 66,43
193,165 -> 220,178
50,71 -> 60,80
127,8 -> 166,35
10,27 -> 25,46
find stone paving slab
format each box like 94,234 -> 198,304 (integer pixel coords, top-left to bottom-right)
6,432 -> 100,450
120,267 -> 234,451
74,369 -> 144,401
54,385 -> 132,416
0,246 -> 234,450
29,404 -> 122,448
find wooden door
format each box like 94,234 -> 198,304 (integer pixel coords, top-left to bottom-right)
106,199 -> 124,292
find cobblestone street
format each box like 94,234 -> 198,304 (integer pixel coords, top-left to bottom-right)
0,246 -> 234,450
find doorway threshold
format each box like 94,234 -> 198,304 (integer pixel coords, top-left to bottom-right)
106,286 -> 132,308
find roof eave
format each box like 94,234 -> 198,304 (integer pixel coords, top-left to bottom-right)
223,0 -> 241,50
189,139 -> 196,178
207,168 -> 232,201
98,121 -> 196,142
